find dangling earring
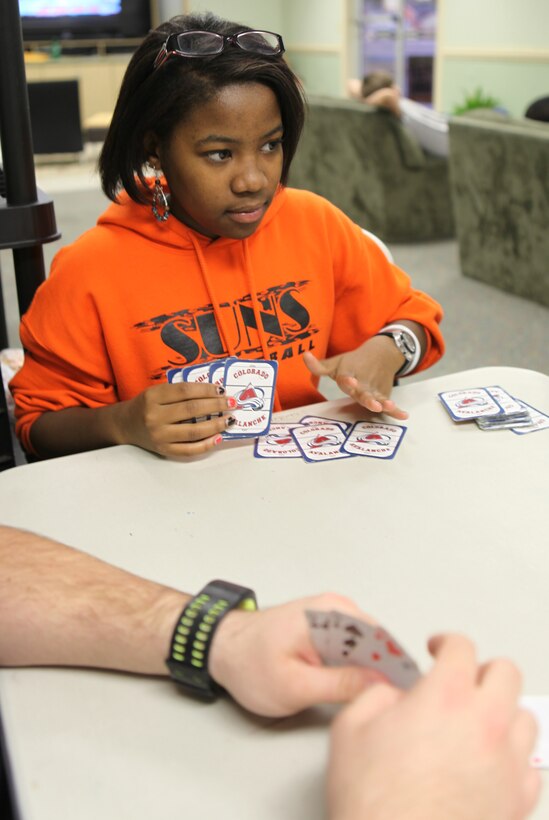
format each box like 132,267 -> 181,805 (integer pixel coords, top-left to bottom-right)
151,168 -> 169,222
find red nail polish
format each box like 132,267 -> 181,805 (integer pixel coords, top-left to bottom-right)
227,396 -> 237,409
213,435 -> 223,446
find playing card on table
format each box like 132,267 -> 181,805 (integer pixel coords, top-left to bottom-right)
342,420 -> 406,459
521,696 -> 549,769
291,421 -> 353,463
299,415 -> 352,433
439,388 -> 504,422
511,401 -> 549,435
476,412 -> 532,431
254,423 -> 301,459
484,386 -> 525,415
306,609 -> 421,690
222,359 -> 278,438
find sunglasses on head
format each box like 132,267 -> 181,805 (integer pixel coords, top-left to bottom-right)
153,29 -> 285,70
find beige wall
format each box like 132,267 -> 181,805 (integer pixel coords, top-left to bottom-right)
435,0 -> 549,117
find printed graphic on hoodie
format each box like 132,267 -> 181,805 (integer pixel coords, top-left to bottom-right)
133,280 -> 319,380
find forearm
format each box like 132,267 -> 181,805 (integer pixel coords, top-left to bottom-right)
29,403 -> 130,458
0,526 -> 187,674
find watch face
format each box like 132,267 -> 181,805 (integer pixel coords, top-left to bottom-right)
394,331 -> 416,361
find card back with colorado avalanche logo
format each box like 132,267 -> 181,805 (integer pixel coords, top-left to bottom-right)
166,363 -> 211,384
291,421 -> 353,463
342,420 -> 406,459
222,359 -> 278,439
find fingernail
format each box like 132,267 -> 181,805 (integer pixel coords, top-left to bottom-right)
226,416 -> 236,427
213,434 -> 223,446
216,386 -> 225,395
227,396 -> 237,409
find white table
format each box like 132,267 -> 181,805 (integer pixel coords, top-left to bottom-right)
1,366 -> 548,820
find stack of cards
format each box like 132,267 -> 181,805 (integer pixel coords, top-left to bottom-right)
167,357 -> 278,439
255,415 -> 407,462
438,386 -> 549,434
306,609 -> 421,689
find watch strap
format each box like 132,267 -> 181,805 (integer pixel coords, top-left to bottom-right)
166,579 -> 257,701
376,323 -> 421,376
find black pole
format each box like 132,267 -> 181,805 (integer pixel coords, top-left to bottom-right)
0,0 -> 47,315
0,0 -> 38,204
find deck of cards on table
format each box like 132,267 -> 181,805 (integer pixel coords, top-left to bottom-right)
438,385 -> 549,433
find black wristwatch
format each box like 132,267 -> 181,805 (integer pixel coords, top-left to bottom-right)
166,580 -> 257,701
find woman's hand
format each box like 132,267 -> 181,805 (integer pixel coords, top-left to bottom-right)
304,336 -> 409,420
115,382 -> 236,457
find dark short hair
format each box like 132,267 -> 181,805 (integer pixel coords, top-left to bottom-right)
361,70 -> 394,99
524,95 -> 549,123
99,12 -> 306,203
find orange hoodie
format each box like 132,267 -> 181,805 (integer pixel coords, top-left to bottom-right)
10,186 -> 444,453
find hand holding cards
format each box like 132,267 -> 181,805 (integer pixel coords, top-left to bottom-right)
168,357 -> 278,439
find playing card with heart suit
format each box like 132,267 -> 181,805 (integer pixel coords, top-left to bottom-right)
306,609 -> 421,690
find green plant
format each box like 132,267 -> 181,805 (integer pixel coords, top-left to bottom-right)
452,87 -> 501,115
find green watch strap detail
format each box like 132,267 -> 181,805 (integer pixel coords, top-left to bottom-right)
166,580 -> 257,700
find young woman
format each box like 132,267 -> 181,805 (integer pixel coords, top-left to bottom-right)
10,13 -> 444,460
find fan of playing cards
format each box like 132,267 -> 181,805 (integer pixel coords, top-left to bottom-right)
306,609 -> 421,690
167,357 -> 278,439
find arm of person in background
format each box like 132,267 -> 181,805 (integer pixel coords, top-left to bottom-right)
327,634 -> 541,820
364,86 -> 402,117
0,525 -> 380,718
303,319 -> 428,421
26,382 -> 237,460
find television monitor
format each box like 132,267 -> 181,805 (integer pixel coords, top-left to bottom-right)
19,0 -> 151,41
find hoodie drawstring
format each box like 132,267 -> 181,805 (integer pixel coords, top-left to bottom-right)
188,233 -> 282,412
